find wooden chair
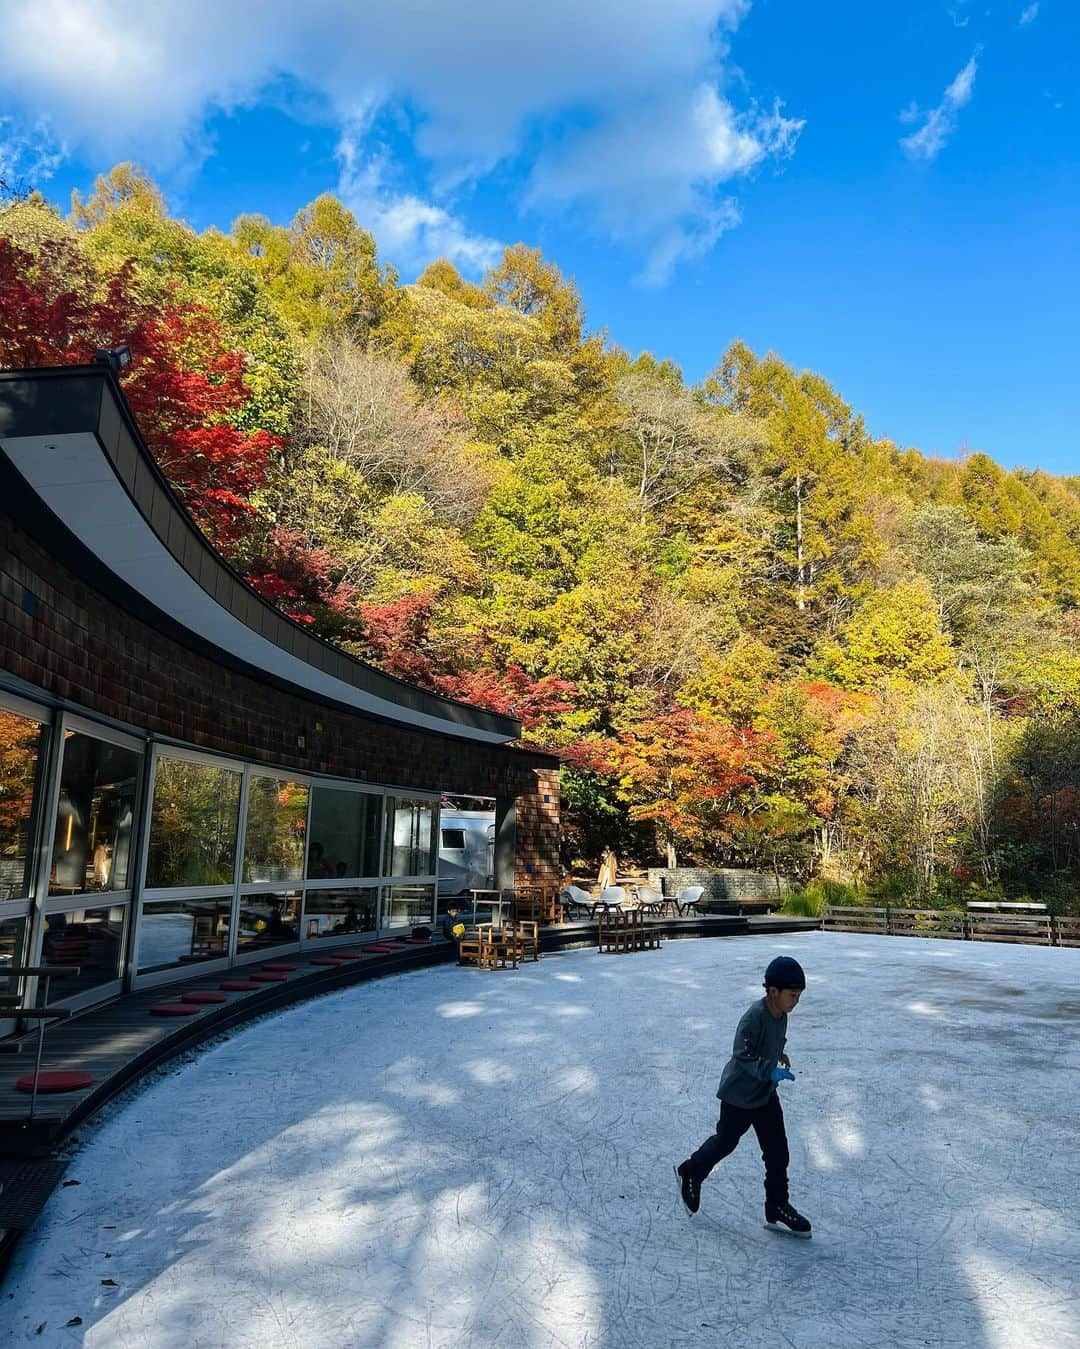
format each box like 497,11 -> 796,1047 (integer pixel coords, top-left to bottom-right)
457,925 -> 492,969
511,919 -> 539,962
512,890 -> 544,924
481,923 -> 519,970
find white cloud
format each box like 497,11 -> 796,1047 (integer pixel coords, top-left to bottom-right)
0,117 -> 66,187
528,85 -> 802,282
640,199 -> 743,287
0,0 -> 795,280
1019,3 -> 1040,25
900,51 -> 980,162
336,130 -> 501,275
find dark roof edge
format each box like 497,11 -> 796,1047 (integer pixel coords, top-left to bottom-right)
0,364 -> 521,740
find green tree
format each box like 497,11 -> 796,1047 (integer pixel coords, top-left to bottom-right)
232,193 -> 397,340
814,580 -> 957,692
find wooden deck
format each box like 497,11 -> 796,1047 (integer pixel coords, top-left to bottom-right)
0,941 -> 454,1146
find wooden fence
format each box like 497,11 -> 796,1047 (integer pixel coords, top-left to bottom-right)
823,905 -> 1076,947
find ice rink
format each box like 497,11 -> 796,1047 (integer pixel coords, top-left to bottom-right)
5,931 -> 1079,1348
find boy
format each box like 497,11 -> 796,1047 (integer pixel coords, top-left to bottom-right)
675,955 -> 812,1237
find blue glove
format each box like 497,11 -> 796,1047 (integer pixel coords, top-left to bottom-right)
770,1066 -> 795,1083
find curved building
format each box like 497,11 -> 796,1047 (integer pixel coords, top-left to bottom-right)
0,363 -> 559,1027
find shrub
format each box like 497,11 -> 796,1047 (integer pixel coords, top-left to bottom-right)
780,884 -> 823,918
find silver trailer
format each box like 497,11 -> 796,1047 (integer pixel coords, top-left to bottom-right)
438,810 -> 495,899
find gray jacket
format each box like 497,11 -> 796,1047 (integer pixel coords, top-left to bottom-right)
716,999 -> 787,1110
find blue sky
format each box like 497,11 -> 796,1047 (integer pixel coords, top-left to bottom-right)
1,1 -> 1076,475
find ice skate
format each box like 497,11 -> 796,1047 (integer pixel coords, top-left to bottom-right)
764,1201 -> 811,1237
675,1162 -> 700,1214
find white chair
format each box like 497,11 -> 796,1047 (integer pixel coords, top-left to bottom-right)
560,885 -> 594,920
592,886 -> 626,918
635,886 -> 664,916
677,885 -> 705,916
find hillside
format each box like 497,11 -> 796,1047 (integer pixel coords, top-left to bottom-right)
3,165 -> 1079,906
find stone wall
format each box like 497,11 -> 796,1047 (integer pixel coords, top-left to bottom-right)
647,866 -> 792,905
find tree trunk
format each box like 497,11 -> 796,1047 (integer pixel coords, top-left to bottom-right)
794,472 -> 806,611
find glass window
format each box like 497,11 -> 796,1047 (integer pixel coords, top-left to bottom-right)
383,883 -> 435,929
242,777 -> 309,883
50,730 -> 142,895
302,886 -> 377,940
384,798 -> 437,877
0,708 -> 46,901
145,757 -> 241,889
138,896 -> 232,972
38,903 -> 126,1002
236,890 -> 300,953
307,787 -> 382,880
441,828 -> 466,850
0,910 -> 29,1001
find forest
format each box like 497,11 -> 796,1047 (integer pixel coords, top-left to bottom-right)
3,165 -> 1079,913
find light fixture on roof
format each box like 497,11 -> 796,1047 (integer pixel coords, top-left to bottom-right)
93,345 -> 133,375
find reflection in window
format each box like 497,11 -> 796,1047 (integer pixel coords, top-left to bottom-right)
38,904 -> 126,1002
243,777 -> 308,883
0,709 -> 45,901
307,788 -> 382,879
146,757 -> 241,888
384,798 -> 436,877
302,887 -> 377,940
50,731 -> 142,895
0,910 -> 29,1001
237,890 -> 300,952
138,896 -> 232,972
383,883 -> 435,928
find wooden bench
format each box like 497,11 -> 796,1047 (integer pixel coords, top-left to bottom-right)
968,912 -> 1054,946
597,908 -> 660,954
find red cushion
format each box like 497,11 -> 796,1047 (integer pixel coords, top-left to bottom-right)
309,955 -> 346,965
403,937 -> 431,944
220,980 -> 261,991
249,971 -> 286,982
329,950 -> 362,957
181,991 -> 228,1004
15,1069 -> 94,1094
149,1003 -> 202,1016
262,962 -> 297,971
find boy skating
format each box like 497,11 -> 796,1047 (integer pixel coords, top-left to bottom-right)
675,955 -> 811,1237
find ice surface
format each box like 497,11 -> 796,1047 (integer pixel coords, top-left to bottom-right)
5,932 -> 1080,1348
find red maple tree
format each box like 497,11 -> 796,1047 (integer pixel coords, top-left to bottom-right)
0,235 -> 277,547
610,707 -> 778,865
355,591 -> 578,731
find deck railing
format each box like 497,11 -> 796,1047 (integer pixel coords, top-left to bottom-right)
823,904 -> 1077,946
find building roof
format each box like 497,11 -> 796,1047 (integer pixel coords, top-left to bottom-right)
0,364 -> 520,745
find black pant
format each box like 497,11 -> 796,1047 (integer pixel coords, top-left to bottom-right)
686,1093 -> 789,1207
